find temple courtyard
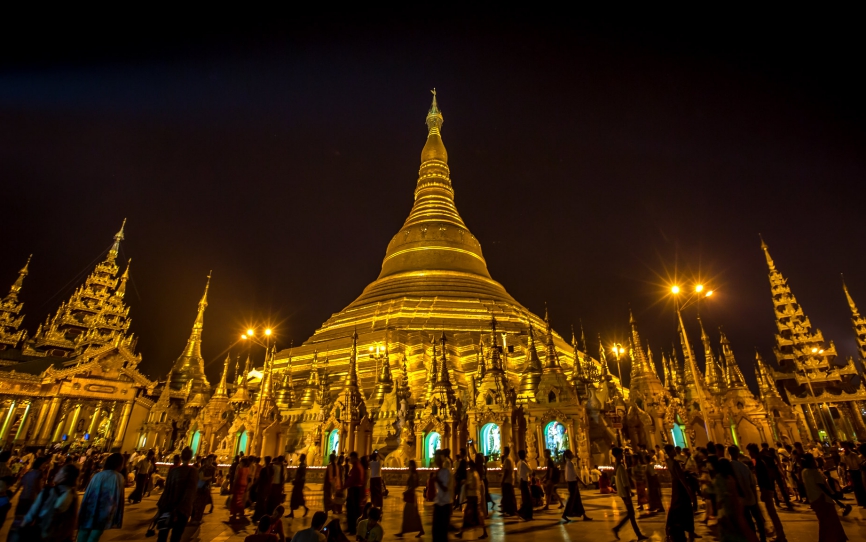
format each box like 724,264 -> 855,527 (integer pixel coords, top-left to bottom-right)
3,484 -> 862,542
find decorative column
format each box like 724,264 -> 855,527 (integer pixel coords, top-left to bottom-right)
87,401 -> 103,438
28,400 -> 50,446
348,422 -> 356,454
415,430 -> 425,464
12,401 -> 32,444
111,401 -> 134,451
0,400 -> 18,446
66,403 -> 83,441
39,397 -> 63,445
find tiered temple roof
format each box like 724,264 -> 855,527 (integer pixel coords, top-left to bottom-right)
0,255 -> 31,350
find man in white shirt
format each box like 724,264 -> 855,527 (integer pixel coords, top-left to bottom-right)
433,451 -> 453,542
369,451 -> 384,508
517,449 -> 533,521
562,449 -> 591,522
728,445 -> 764,542
612,446 -> 647,540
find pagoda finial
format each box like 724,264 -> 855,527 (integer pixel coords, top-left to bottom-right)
107,218 -> 126,262
6,254 -> 31,300
438,331 -> 452,385
346,329 -> 359,387
759,234 -> 775,271
843,274 -> 860,317
426,88 -> 443,134
116,259 -> 131,297
719,329 -> 747,389
214,353 -> 231,398
598,333 -> 610,376
543,309 -> 562,371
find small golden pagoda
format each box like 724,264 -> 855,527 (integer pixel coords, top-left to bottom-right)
0,255 -> 31,351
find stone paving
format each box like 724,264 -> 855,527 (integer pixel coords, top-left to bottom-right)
2,484 -> 864,541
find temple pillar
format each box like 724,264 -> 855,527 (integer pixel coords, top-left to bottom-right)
0,400 -> 18,445
29,400 -> 50,446
12,401 -> 33,445
526,416 -> 539,469
111,401 -> 134,451
501,417 -> 512,450
467,416 -> 478,453
67,403 -> 83,441
415,430 -> 424,465
348,422 -> 356,454
40,397 -> 63,445
88,402 -> 103,438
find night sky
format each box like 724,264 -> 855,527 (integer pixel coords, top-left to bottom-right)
1,17 -> 863,390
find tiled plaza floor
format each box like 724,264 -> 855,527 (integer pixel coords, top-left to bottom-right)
2,484 -> 864,541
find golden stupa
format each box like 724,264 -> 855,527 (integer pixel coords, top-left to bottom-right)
272,92 -> 575,397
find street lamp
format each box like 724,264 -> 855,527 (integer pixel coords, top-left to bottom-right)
670,282 -> 715,442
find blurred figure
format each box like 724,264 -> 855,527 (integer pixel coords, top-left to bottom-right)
156,447 -> 198,542
499,447 -> 517,516
561,449 -> 591,522
611,446 -> 647,541
396,460 -> 424,537
22,464 -> 80,542
230,457 -> 251,522
287,454 -> 309,518
77,453 -> 126,542
801,453 -> 848,541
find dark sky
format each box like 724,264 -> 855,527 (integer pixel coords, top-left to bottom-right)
1,16 -> 864,391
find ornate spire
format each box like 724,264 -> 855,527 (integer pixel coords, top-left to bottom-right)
570,325 -> 584,383
213,353 -> 231,398
438,332 -> 452,386
116,259 -> 131,298
598,333 -> 610,377
280,347 -> 296,407
32,223 -> 134,357
543,307 -> 562,372
719,330 -> 747,389
107,218 -> 126,263
377,91 -> 491,282
761,236 -> 837,373
698,316 -> 724,394
345,329 -> 360,388
300,351 -> 319,408
169,273 -> 211,392
629,310 -> 664,391
0,255 -> 31,350
518,324 -> 544,400
843,276 -> 866,366
372,342 -> 394,405
754,350 -> 781,399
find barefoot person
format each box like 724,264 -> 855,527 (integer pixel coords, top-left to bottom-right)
396,460 -> 424,538
612,446 -> 648,541
287,454 -> 310,518
561,450 -> 591,522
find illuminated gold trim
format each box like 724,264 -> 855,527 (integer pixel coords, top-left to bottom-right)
383,246 -> 486,264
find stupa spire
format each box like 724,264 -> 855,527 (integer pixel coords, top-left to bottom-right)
107,218 -> 126,263
519,324 -> 544,400
214,353 -> 231,398
0,255 -> 31,349
346,329 -> 359,388
843,276 -> 866,365
169,273 -> 211,391
698,316 -> 724,394
719,329 -> 747,389
543,306 -> 562,372
116,259 -> 131,298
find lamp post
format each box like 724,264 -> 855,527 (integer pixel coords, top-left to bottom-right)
671,283 -> 714,442
610,343 -> 627,397
242,327 -> 274,456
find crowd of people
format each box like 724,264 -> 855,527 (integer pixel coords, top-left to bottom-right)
603,439 -> 865,542
0,437 -> 863,542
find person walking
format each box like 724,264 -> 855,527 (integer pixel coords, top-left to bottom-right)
611,446 -> 647,541
499,447 -> 518,517
841,442 -> 866,507
714,458 -> 759,542
324,454 -> 340,514
452,449 -> 467,511
646,451 -> 665,514
516,450 -> 533,521
747,444 -> 787,542
474,454 -> 492,514
287,454 -> 309,518
664,444 -> 695,542
729,445 -> 765,542
541,449 -> 562,511
345,452 -> 364,535
230,457 -> 251,522
368,451 -> 384,508
128,450 -> 153,504
432,451 -> 453,542
801,453 -> 848,541
77,453 -> 125,542
266,456 -> 285,515
253,457 -> 273,522
395,460 -> 424,538
192,455 -> 216,523
156,447 -> 199,542
21,464 -> 80,542
561,450 -> 591,522
454,458 -> 488,539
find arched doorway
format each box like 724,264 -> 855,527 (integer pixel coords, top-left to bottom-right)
425,432 -> 442,467
544,421 -> 569,459
671,415 -> 688,448
190,430 -> 202,456
327,430 -> 340,458
479,423 -> 501,458
235,430 -> 249,456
